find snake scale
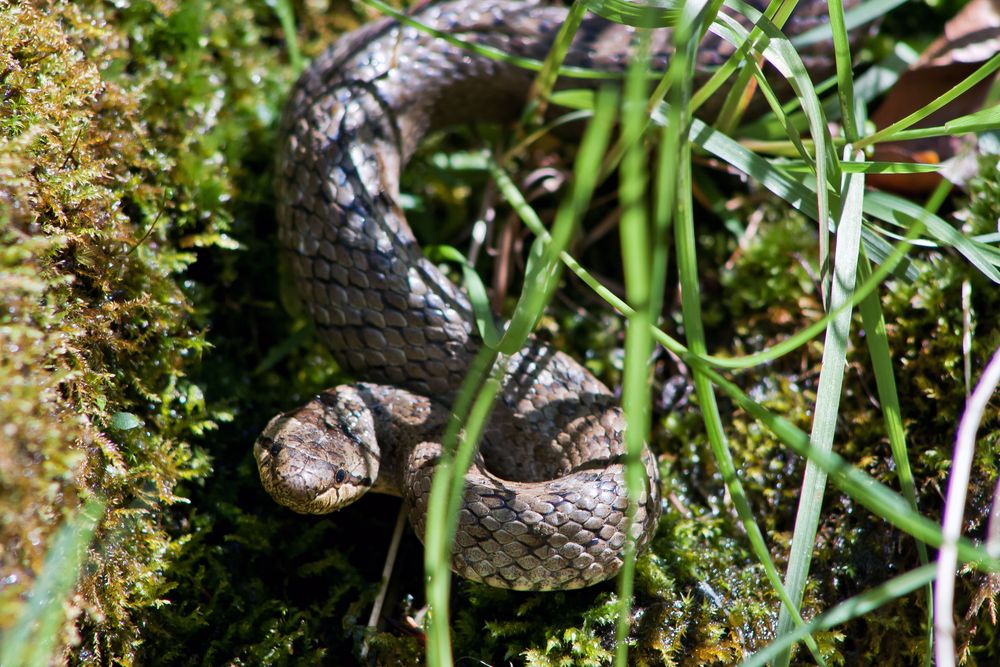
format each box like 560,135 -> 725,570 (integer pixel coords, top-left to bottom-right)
254,0 -> 844,591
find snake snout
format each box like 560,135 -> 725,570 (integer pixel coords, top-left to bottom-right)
253,395 -> 379,515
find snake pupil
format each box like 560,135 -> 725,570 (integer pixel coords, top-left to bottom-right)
335,469 -> 347,485
261,437 -> 281,457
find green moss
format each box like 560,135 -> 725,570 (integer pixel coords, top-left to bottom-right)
0,1 -> 216,660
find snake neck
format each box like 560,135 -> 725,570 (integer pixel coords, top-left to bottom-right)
348,383 -> 454,497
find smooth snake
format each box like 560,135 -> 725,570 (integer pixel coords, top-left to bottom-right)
254,0 -> 846,591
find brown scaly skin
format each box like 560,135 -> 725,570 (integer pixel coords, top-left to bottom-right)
255,383 -> 659,590
256,0 -> 849,590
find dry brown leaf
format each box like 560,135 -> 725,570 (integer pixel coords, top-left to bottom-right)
869,0 -> 1000,193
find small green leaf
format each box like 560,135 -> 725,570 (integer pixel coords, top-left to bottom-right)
110,412 -> 142,431
185,384 -> 205,414
549,89 -> 597,110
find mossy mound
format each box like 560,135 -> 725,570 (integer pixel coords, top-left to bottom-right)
1,2 -> 213,660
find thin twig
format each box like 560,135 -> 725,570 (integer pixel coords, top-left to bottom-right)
360,502 -> 409,661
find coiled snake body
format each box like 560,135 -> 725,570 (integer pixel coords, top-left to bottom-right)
255,0 -> 842,591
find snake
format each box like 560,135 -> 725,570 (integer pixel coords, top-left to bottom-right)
254,0 -> 845,591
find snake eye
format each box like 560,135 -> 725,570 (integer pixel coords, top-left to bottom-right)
335,469 -> 348,485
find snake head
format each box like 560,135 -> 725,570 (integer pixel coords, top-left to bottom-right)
254,386 -> 379,514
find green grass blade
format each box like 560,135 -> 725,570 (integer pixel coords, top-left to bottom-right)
426,244 -> 503,349
363,0 -> 627,81
423,87 -> 619,667
856,53 -> 1000,150
876,102 -> 1000,143
827,0 -> 859,142
857,260 -> 921,510
424,346 -> 498,667
791,0 -> 909,48
266,0 -> 303,72
613,27 -> 654,666
583,0 -> 681,28
944,102 -> 1000,133
778,160 -> 940,174
774,146 -> 865,665
743,564 -> 938,667
0,499 -> 106,667
521,0 -> 589,125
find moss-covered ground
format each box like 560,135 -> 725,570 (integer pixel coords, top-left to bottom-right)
1,0 -> 998,665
